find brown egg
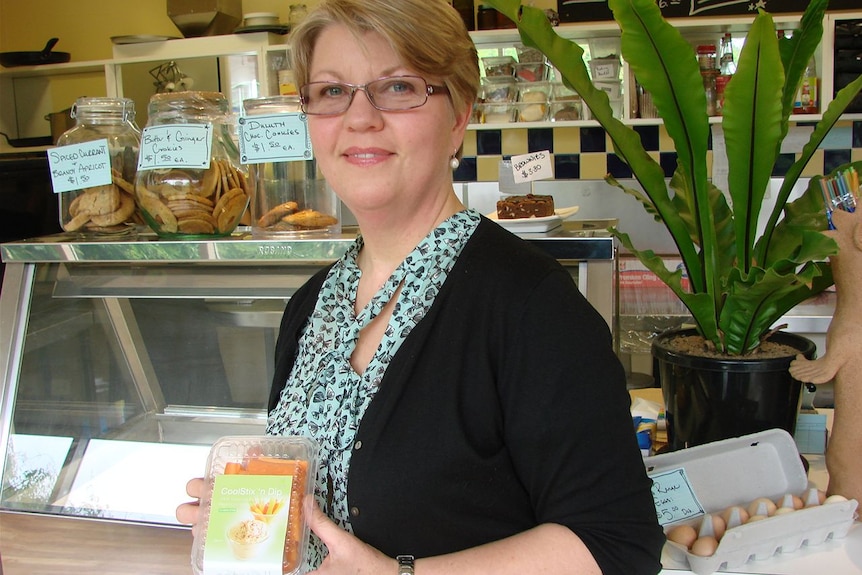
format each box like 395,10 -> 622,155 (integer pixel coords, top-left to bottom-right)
747,497 -> 777,517
667,524 -> 698,549
690,535 -> 719,557
699,513 -> 726,540
775,493 -> 804,511
803,488 -> 827,507
720,505 -> 749,528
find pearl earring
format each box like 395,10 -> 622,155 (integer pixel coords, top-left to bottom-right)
450,156 -> 460,170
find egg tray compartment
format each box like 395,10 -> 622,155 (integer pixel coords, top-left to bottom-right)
191,435 -> 319,575
645,429 -> 858,575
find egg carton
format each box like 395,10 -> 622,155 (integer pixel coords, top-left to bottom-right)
645,429 -> 858,575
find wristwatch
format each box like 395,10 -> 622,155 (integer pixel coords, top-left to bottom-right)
396,554 -> 415,575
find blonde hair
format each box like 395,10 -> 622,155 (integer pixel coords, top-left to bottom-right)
289,0 -> 479,117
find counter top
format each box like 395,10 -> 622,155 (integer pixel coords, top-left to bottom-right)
0,223 -> 616,265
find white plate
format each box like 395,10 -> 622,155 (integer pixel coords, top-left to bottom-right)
486,206 -> 580,233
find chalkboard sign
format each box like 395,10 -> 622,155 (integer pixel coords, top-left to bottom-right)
559,0 -> 860,24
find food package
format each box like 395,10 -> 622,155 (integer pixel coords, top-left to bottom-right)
645,429 -> 858,574
191,436 -> 319,575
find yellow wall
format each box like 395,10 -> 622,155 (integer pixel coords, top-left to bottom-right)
0,0 -> 324,60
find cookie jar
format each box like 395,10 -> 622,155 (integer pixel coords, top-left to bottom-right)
135,91 -> 250,238
240,95 -> 339,238
55,97 -> 142,236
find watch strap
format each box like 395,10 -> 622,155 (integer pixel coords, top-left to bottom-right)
396,554 -> 415,575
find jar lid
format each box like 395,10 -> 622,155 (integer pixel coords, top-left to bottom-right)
697,44 -> 717,53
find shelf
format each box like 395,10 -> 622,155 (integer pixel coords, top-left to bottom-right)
0,59 -> 111,79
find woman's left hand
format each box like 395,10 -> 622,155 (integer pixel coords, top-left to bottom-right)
305,496 -> 397,574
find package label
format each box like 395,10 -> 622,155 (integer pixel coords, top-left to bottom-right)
138,124 -> 213,170
649,467 -> 705,526
47,139 -> 113,194
238,113 -> 313,164
203,474 -> 293,574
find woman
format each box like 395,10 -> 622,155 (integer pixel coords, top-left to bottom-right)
178,1 -> 664,573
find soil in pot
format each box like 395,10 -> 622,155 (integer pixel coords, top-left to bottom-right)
653,329 -> 816,450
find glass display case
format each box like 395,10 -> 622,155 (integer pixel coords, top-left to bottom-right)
0,227 -> 615,527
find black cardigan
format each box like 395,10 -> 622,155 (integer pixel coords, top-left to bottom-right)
268,218 -> 664,575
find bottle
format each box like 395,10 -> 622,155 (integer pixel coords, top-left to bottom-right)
135,91 -> 250,238
793,57 -> 819,114
56,97 -> 142,236
719,33 -> 736,76
696,45 -> 717,72
702,71 -> 718,116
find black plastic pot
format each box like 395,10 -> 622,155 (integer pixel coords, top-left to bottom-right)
653,328 -> 817,451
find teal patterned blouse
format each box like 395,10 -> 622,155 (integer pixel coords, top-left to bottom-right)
267,209 -> 481,566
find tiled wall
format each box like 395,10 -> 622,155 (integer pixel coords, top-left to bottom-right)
454,120 -> 862,182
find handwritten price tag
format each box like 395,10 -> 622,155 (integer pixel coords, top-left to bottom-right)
649,467 -> 705,526
238,113 -> 313,164
137,124 -> 213,170
47,139 -> 113,194
510,150 -> 553,184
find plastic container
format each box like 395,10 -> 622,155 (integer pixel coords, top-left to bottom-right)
241,95 -> 340,238
482,55 -> 516,77
647,430 -> 858,574
513,61 -> 549,83
55,97 -> 142,236
513,101 -> 549,122
588,37 -> 621,60
594,80 -> 622,99
191,435 -> 319,575
589,57 -> 621,80
481,76 -> 518,103
135,91 -> 250,238
475,102 -> 516,124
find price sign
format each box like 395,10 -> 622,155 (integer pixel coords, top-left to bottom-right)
137,123 -> 213,170
649,467 -> 706,526
47,139 -> 113,194
238,113 -> 313,164
510,150 -> 553,184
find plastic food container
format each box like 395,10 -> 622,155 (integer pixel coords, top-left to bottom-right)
594,80 -> 622,99
550,99 -> 582,122
191,436 -> 319,575
481,76 -> 518,103
475,102 -> 516,124
646,430 -> 858,575
588,37 -> 621,60
482,55 -> 516,77
513,61 -> 549,82
513,101 -> 549,122
589,57 -> 621,80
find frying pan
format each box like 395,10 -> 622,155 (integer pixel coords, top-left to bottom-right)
0,38 -> 71,68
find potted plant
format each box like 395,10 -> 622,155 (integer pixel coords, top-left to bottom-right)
485,0 -> 862,449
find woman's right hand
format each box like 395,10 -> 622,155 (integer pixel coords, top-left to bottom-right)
176,477 -> 205,536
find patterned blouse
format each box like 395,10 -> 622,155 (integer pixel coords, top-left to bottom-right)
267,209 -> 481,566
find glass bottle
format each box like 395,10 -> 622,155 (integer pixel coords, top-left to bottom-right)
56,97 -> 142,236
135,91 -> 250,238
719,33 -> 736,76
702,71 -> 718,117
793,57 -> 819,114
240,95 -> 340,238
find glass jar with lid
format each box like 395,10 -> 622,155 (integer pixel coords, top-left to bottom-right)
135,91 -> 250,238
55,97 -> 141,236
240,95 -> 340,238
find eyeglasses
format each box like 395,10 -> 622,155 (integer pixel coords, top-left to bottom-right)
299,75 -> 449,115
